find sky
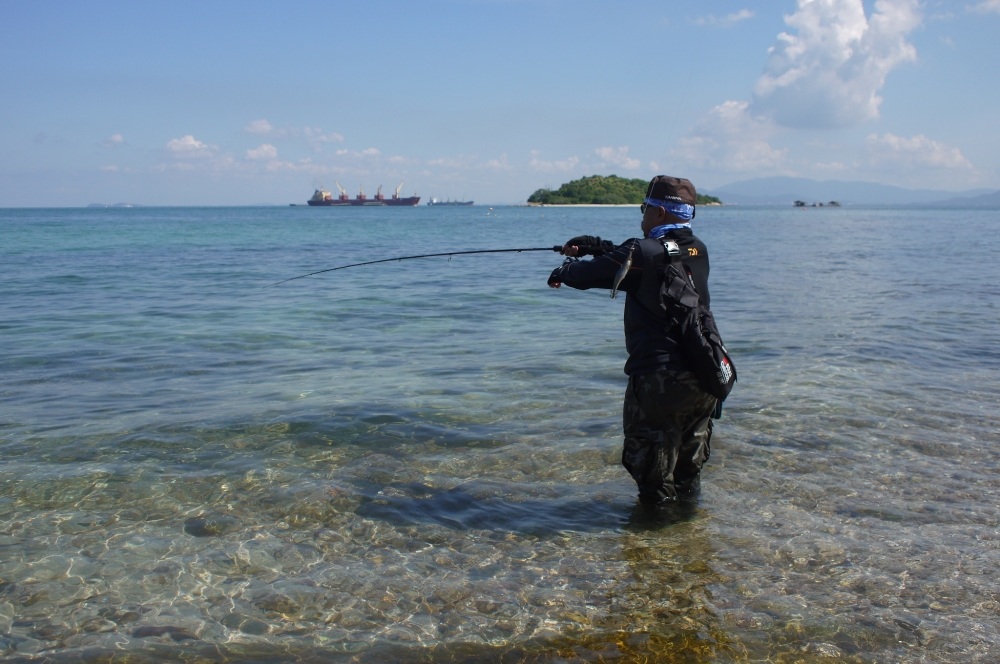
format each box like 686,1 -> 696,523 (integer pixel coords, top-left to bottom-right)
2,0 -> 999,206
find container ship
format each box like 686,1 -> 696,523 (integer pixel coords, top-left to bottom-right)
307,182 -> 420,206
427,197 -> 474,206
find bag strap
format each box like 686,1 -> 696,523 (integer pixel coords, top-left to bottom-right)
659,239 -> 700,310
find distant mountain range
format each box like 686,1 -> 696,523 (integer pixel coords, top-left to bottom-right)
705,176 -> 1000,206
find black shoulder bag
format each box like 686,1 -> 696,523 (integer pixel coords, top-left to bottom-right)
659,241 -> 737,408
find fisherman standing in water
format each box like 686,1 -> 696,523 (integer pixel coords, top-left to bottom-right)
547,176 -> 718,508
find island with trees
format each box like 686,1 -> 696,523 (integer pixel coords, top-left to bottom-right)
527,175 -> 722,206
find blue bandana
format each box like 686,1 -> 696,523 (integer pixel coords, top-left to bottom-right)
648,222 -> 691,239
644,197 -> 695,221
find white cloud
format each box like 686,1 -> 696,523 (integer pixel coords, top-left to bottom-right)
752,0 -> 921,129
245,143 -> 278,160
303,126 -> 345,149
695,9 -> 754,27
968,0 -> 1000,13
245,119 -> 274,135
866,132 -> 974,170
102,133 -> 125,147
428,155 -> 474,168
165,135 -> 216,158
332,147 -> 379,159
674,100 -> 787,174
528,150 -> 581,173
484,154 -> 512,171
595,146 -> 641,170
244,121 -> 345,151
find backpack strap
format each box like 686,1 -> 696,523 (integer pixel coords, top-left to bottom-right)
632,238 -> 667,316
660,239 -> 700,312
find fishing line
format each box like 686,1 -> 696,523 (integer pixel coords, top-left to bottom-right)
645,12 -> 699,167
265,246 -> 562,288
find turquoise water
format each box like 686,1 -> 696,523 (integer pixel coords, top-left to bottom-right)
1,204 -> 998,662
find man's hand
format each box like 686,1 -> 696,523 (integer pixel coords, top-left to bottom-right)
562,235 -> 614,257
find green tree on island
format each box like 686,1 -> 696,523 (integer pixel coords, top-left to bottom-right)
528,174 -> 721,205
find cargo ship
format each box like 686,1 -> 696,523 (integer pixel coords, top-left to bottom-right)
307,182 -> 420,206
427,197 -> 474,206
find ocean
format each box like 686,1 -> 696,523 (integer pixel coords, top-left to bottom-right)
1,204 -> 998,663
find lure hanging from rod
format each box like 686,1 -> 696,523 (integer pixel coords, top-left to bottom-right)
265,246 -> 562,288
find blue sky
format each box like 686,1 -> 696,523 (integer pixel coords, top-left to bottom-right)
2,0 -> 998,206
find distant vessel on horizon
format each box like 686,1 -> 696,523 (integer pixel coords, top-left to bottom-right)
307,182 -> 420,206
427,197 -> 473,206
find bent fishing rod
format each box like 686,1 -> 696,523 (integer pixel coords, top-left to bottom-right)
265,246 -> 563,288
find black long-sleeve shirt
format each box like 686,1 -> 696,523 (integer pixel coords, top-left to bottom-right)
549,229 -> 710,375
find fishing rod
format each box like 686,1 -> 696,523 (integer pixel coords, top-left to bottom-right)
265,246 -> 563,288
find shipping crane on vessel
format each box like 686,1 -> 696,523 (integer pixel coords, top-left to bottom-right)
306,180 -> 420,206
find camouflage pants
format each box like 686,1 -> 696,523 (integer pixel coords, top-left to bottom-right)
622,369 -> 717,505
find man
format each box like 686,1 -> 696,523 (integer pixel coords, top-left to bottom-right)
547,175 -> 718,508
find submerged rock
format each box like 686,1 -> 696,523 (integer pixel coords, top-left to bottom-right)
132,625 -> 199,641
183,515 -> 238,537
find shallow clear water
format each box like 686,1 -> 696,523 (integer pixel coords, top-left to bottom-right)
1,204 -> 998,662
